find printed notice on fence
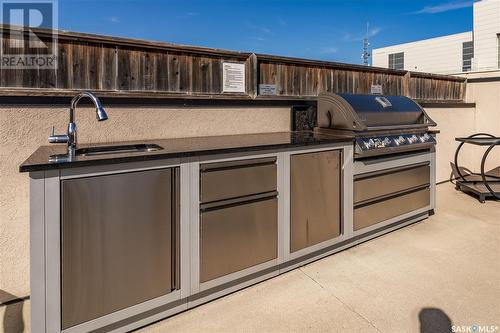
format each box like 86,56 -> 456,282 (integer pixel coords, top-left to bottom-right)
371,84 -> 383,95
223,62 -> 245,93
259,84 -> 277,96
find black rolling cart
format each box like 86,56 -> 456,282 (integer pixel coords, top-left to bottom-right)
454,133 -> 500,203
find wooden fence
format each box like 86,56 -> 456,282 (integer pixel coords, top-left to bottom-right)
0,25 -> 466,101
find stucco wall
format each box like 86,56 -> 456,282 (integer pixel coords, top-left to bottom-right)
0,104 -> 290,326
426,71 -> 500,183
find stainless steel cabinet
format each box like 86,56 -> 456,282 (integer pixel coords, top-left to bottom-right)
290,150 -> 342,252
61,168 -> 179,329
199,158 -> 278,282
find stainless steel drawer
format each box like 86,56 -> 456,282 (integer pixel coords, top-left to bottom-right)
354,187 -> 430,231
354,163 -> 430,204
200,197 -> 278,282
200,158 -> 277,203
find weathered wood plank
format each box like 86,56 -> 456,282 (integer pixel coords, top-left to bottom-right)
259,62 -> 278,88
86,42 -> 99,90
276,63 -> 287,95
166,53 -> 189,92
140,50 -> 156,91
70,41 -> 87,89
190,56 -> 213,93
210,57 -> 222,94
166,53 -> 179,92
1,32 -> 25,87
0,25 -> 466,101
155,51 -> 169,91
245,54 -> 257,97
56,39 -> 71,89
98,44 -> 117,91
36,36 -> 56,89
116,46 -> 140,90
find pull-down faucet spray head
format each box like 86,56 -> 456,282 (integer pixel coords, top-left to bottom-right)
69,91 -> 108,123
96,105 -> 108,121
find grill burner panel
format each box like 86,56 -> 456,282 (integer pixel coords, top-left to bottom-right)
356,133 -> 435,154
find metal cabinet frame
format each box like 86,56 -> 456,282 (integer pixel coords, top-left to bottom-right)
29,143 -> 433,333
282,146 -> 354,264
30,158 -> 189,333
187,151 -> 282,304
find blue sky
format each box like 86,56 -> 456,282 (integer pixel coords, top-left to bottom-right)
55,0 -> 473,65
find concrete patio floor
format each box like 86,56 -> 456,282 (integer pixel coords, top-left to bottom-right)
138,183 -> 500,333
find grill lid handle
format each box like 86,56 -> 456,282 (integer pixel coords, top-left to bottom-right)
375,96 -> 392,108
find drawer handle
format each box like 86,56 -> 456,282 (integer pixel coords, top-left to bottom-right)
354,184 -> 429,209
200,191 -> 278,212
200,158 -> 277,172
355,162 -> 429,181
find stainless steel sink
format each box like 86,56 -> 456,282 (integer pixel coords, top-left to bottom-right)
76,144 -> 164,156
49,143 -> 164,162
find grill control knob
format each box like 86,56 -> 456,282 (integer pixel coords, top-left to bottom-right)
362,139 -> 377,150
408,135 -> 418,144
395,136 -> 405,145
374,138 -> 385,148
419,133 -> 430,142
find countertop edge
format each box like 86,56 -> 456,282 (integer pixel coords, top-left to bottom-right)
19,133 -> 353,173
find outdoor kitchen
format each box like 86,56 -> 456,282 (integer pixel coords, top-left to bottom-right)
0,1 -> 499,332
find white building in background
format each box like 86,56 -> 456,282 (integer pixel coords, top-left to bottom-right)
372,0 -> 500,74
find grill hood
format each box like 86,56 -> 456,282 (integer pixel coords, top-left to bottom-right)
317,92 -> 436,132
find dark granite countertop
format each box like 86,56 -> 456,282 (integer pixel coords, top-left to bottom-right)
19,131 -> 353,173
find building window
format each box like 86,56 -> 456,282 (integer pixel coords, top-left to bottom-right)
462,41 -> 474,72
497,34 -> 500,69
388,52 -> 404,70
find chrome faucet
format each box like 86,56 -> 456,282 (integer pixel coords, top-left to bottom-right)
49,91 -> 108,155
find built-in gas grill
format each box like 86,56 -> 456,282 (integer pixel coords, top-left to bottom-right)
315,92 -> 437,233
316,92 -> 437,158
